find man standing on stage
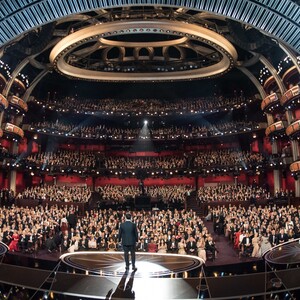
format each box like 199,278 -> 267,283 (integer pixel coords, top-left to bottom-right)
118,213 -> 138,272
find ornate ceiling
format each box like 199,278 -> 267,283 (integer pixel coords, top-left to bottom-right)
0,0 -> 299,52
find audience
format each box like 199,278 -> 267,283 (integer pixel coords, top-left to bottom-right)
16,184 -> 91,203
104,155 -> 187,170
198,184 -> 269,203
0,205 -> 217,263
30,95 -> 256,116
2,148 -> 270,177
96,184 -> 193,207
209,204 -> 300,258
28,120 -> 261,140
194,149 -> 266,168
2,181 -> 299,265
26,150 -> 99,169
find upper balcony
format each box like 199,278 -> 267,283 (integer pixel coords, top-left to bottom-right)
286,119 -> 300,139
28,95 -> 258,118
24,121 -> 264,143
265,121 -> 286,139
281,85 -> 300,110
2,122 -> 24,142
261,92 -> 282,114
290,160 -> 300,179
8,95 -> 28,115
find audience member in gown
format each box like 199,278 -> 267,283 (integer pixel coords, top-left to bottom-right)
147,238 -> 158,253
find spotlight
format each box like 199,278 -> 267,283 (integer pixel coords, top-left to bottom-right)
144,120 -> 148,125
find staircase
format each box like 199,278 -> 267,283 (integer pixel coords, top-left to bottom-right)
186,191 -> 202,215
88,191 -> 101,210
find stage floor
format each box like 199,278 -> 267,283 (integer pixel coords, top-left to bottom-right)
60,251 -> 204,277
264,238 -> 300,265
1,244 -> 300,299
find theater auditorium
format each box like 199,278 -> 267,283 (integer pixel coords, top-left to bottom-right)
0,1 -> 300,299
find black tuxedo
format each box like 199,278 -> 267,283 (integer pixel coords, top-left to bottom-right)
67,213 -> 77,229
118,219 -> 138,270
167,239 -> 178,253
118,221 -> 138,246
241,236 -> 252,246
186,240 -> 197,255
79,238 -> 89,251
268,234 -> 278,247
277,233 -> 288,244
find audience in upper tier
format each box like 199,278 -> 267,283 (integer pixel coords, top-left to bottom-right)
103,155 -> 187,169
197,184 -> 270,203
194,149 -> 266,168
1,149 -> 270,174
30,95 -> 256,116
28,120 -> 261,140
16,185 -> 91,203
26,150 -> 98,169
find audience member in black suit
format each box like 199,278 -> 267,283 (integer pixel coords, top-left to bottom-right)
268,229 -> 278,247
67,210 -> 77,229
79,235 -> 89,251
240,232 -> 253,256
167,236 -> 178,253
186,236 -> 197,255
205,235 -> 218,260
45,234 -> 57,253
277,228 -> 289,244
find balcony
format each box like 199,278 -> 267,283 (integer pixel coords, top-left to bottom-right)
281,85 -> 300,109
290,160 -> 300,180
8,95 -> 28,115
261,92 -> 281,113
265,121 -> 286,138
2,122 -> 24,141
286,119 -> 300,139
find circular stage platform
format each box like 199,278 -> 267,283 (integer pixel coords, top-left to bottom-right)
0,242 -> 8,256
264,238 -> 300,265
60,251 -> 204,277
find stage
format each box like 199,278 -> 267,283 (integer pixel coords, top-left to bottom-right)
60,251 -> 204,277
1,242 -> 300,299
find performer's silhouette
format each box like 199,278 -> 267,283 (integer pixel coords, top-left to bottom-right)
105,270 -> 136,300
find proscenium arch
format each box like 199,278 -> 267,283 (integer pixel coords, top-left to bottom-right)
0,1 -> 300,53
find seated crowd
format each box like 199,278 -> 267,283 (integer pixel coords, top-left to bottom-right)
31,95 -> 255,116
97,184 -> 193,208
194,149 -> 266,168
16,184 -> 91,203
209,204 -> 300,258
103,155 -> 187,170
1,149 -> 269,174
0,206 -> 216,263
198,184 -> 270,203
28,120 -> 260,140
26,150 -> 99,169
